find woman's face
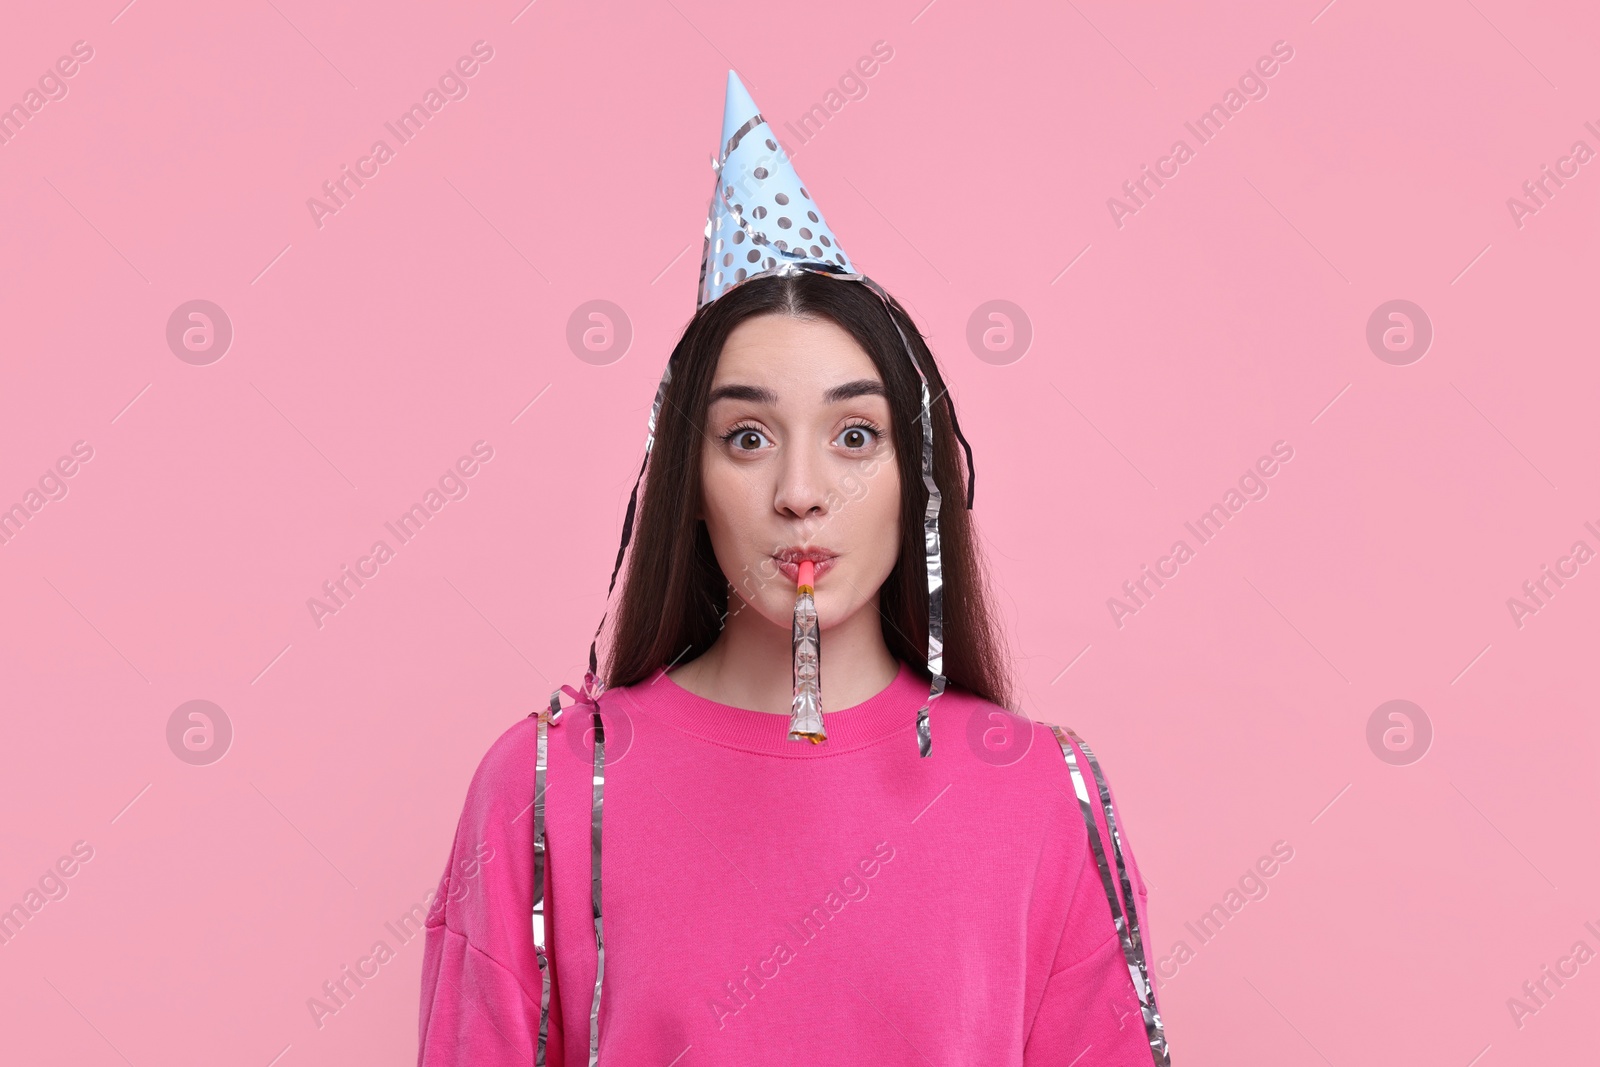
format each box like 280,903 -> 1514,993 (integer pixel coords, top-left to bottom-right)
698,312 -> 902,633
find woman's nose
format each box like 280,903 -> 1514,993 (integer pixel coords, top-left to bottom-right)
773,440 -> 831,518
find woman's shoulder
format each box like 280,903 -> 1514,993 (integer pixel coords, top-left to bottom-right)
455,696 -> 596,816
441,715 -> 538,843
941,684 -> 1148,868
938,679 -> 1121,769
932,679 -> 1083,772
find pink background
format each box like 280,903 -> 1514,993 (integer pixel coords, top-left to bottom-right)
2,0 -> 1596,1063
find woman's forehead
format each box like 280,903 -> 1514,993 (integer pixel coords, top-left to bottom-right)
713,314 -> 881,387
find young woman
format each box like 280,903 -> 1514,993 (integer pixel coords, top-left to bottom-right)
417,73 -> 1167,1067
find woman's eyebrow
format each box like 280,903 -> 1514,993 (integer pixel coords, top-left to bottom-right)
707,383 -> 776,405
823,378 -> 887,403
706,378 -> 886,406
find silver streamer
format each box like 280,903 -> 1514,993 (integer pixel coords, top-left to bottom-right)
588,705 -> 606,1066
1049,724 -> 1170,1066
533,707 -> 551,1065
535,683 -> 602,1066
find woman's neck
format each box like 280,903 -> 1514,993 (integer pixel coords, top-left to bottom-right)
666,592 -> 900,715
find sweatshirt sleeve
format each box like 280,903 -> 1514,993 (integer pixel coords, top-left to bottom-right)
418,717 -> 559,1066
1024,731 -> 1163,1066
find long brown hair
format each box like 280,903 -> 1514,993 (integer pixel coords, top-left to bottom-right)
602,270 -> 1015,711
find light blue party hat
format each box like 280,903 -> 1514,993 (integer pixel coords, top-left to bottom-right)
697,71 -> 856,307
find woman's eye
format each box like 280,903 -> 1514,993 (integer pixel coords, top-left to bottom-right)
835,425 -> 879,450
726,427 -> 771,451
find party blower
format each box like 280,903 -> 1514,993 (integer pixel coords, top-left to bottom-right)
789,559 -> 825,743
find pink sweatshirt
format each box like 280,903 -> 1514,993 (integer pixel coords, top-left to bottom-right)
417,660 -> 1163,1065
